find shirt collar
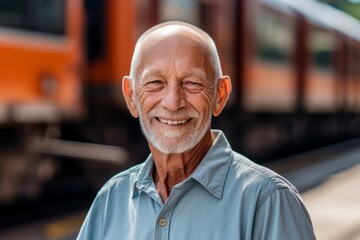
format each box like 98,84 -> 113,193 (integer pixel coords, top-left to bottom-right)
133,130 -> 233,199
132,154 -> 154,198
191,130 -> 233,199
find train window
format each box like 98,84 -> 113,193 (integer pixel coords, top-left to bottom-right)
0,0 -> 26,28
31,0 -> 65,34
0,0 -> 65,35
254,8 -> 294,63
308,29 -> 336,71
159,0 -> 200,26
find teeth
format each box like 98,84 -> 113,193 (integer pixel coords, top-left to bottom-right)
159,118 -> 187,125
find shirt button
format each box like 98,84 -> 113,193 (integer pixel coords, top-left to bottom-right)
159,218 -> 167,227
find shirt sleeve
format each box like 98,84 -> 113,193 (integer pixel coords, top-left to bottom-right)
76,194 -> 104,240
252,187 -> 317,240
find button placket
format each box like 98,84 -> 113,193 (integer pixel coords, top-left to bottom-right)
154,181 -> 194,239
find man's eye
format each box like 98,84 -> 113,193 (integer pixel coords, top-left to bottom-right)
146,80 -> 162,85
145,80 -> 165,87
144,80 -> 164,91
183,81 -> 203,92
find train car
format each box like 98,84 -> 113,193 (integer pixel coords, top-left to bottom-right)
0,0 -> 84,124
0,0 -> 132,231
277,0 -> 360,152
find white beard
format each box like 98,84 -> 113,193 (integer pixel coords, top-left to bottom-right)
135,102 -> 212,154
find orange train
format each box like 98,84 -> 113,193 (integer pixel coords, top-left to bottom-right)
0,0 -> 360,162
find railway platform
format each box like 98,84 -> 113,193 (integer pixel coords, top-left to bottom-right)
301,163 -> 360,240
267,138 -> 360,240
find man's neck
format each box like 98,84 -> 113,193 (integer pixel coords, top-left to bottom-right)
150,131 -> 214,202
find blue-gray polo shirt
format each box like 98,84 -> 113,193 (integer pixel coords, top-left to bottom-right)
77,130 -> 316,240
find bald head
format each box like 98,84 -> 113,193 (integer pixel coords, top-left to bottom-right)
129,21 -> 223,84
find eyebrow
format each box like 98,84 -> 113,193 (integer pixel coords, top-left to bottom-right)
184,68 -> 207,80
141,69 -> 163,80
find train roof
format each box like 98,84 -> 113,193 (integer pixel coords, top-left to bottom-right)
276,0 -> 360,42
258,0 -> 295,15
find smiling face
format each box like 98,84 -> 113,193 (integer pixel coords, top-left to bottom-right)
123,23 -> 231,154
136,34 -> 215,153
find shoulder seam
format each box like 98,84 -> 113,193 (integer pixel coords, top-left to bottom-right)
98,164 -> 142,192
256,185 -> 288,209
112,163 -> 142,179
231,154 -> 294,209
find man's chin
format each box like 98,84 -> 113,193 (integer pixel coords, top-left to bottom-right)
148,136 -> 196,154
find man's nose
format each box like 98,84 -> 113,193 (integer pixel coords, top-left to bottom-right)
161,82 -> 186,111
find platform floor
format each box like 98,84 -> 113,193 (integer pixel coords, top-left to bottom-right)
301,164 -> 360,240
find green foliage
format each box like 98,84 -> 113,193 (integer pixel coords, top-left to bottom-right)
319,0 -> 360,20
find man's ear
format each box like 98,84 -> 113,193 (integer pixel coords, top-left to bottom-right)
213,76 -> 232,117
122,76 -> 139,118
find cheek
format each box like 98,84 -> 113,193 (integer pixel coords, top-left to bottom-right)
187,91 -> 215,115
135,89 -> 162,112
199,88 -> 215,106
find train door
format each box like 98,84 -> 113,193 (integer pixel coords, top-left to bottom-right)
0,0 -> 84,123
86,0 -> 135,107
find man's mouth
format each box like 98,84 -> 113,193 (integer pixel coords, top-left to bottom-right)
157,118 -> 190,125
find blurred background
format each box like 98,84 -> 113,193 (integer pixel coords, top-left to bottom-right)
0,0 -> 360,239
